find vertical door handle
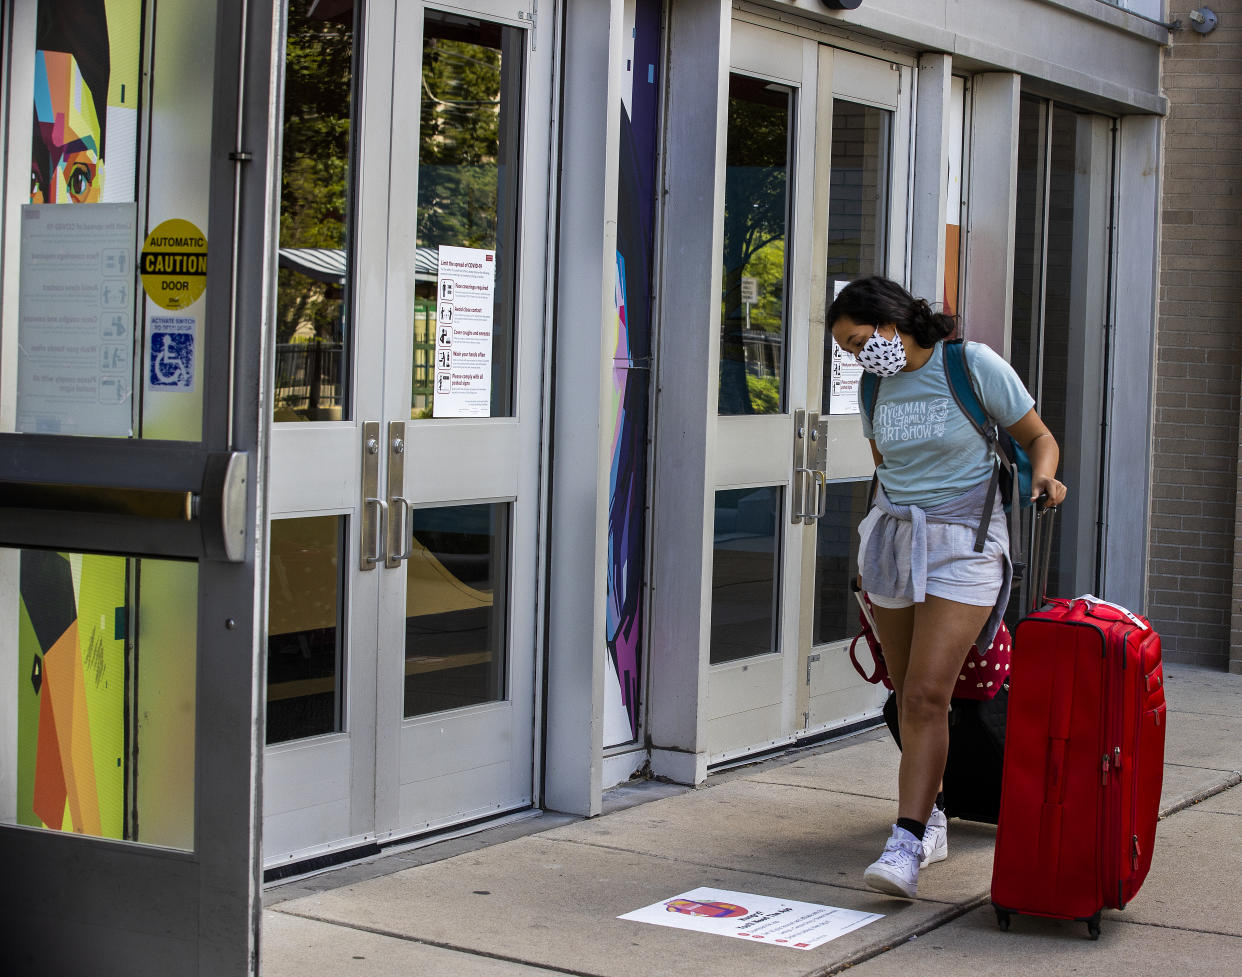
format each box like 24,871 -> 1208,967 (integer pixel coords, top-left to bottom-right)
812,416 -> 829,520
792,411 -> 824,523
810,470 -> 827,520
792,409 -> 809,524
386,421 -> 409,567
389,496 -> 412,564
362,497 -> 388,569
360,421 -> 383,570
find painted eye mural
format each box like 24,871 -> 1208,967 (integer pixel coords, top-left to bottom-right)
31,2 -> 109,204
17,0 -> 143,842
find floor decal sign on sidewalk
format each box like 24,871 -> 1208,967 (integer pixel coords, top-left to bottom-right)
619,887 -> 883,950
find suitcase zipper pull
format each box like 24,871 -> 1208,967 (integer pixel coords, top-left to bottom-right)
1131,834 -> 1141,871
1101,754 -> 1110,786
1114,746 -> 1122,770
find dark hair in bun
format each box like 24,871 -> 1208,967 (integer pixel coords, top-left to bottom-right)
827,276 -> 956,349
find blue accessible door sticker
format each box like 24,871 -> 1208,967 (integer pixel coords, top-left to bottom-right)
148,316 -> 195,390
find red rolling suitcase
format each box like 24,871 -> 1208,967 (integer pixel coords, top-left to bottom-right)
991,507 -> 1166,939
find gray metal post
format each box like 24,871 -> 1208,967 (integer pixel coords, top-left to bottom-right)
543,0 -> 624,816
1103,113 -> 1162,610
645,0 -> 730,786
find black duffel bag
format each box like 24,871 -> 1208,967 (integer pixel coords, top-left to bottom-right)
882,688 -> 1008,825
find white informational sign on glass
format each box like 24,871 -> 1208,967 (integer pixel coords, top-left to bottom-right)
619,887 -> 883,951
433,244 -> 496,418
828,278 -> 862,415
17,203 -> 138,436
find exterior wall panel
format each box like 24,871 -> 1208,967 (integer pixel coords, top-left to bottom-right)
747,0 -> 1166,113
1150,2 -> 1242,670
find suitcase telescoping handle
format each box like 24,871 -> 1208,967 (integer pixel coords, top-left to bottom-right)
1027,498 -> 1057,613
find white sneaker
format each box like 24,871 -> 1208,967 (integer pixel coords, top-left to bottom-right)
921,806 -> 948,867
863,825 -> 922,898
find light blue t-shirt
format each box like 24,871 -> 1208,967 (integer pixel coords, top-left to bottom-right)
859,341 -> 1034,508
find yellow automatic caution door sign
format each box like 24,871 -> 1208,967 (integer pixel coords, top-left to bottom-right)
140,218 -> 207,310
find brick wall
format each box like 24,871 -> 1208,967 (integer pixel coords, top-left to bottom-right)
1150,4 -> 1242,670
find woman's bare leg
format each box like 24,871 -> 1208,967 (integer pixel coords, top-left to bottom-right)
894,595 -> 993,825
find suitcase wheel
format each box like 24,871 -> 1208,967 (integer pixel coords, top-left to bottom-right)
1086,913 -> 1101,941
994,907 -> 1011,932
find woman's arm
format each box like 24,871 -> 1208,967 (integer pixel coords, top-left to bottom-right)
869,438 -> 883,469
1006,409 -> 1067,506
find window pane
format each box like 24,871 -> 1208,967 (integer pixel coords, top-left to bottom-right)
812,480 -> 873,644
719,74 -> 792,416
404,504 -> 509,717
273,1 -> 355,422
710,487 -> 781,664
266,516 -> 344,744
1040,106 -> 1086,600
824,99 -> 891,295
3,549 -> 196,851
822,100 -> 891,413
1011,95 -> 1047,399
416,13 -> 523,419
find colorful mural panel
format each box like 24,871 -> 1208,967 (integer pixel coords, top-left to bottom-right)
15,0 -> 142,839
17,552 -> 127,837
605,0 -> 662,746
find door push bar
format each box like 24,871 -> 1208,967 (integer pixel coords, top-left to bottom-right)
0,440 -> 248,562
792,410 -> 829,524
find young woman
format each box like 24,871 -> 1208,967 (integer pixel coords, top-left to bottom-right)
830,276 -> 1067,898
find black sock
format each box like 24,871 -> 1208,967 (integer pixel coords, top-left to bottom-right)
935,792 -> 946,811
896,816 -> 925,840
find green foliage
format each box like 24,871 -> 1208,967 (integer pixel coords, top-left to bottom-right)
279,5 -> 352,252
276,4 -> 353,346
417,37 -> 503,251
746,374 -> 781,414
721,81 -> 790,323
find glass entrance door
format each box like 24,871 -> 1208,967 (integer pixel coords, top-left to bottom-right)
264,0 -> 549,865
2,0 -> 266,969
706,20 -> 909,763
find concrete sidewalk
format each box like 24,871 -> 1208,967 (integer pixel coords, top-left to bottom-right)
262,664 -> 1242,977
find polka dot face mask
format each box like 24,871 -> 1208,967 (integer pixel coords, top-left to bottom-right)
855,327 -> 907,376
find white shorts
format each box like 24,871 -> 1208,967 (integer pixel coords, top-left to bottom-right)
859,504 -> 1007,609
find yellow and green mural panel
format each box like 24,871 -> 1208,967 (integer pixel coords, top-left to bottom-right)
17,552 -> 127,839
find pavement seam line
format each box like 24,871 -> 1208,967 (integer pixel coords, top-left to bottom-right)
272,908 -> 611,977
1157,773 -> 1242,819
801,891 -> 994,977
749,781 -> 901,800
1097,916 -> 1242,940
538,835 -> 963,906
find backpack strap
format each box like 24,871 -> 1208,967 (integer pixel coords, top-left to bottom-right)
861,370 -> 880,426
942,340 -> 1000,554
941,339 -> 992,440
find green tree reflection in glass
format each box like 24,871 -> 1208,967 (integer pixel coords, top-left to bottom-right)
720,74 -> 792,416
414,15 -> 519,419
274,2 -> 355,421
418,26 -> 503,252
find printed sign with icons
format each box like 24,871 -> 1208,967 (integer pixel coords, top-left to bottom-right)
433,245 -> 496,418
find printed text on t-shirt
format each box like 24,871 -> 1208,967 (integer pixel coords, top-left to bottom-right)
875,399 -> 954,442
